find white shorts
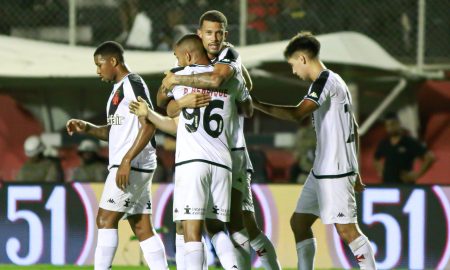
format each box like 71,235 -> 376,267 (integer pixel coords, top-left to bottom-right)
99,167 -> 154,218
295,172 -> 357,224
173,162 -> 232,222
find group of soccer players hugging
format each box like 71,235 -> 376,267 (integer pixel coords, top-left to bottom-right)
66,9 -> 377,270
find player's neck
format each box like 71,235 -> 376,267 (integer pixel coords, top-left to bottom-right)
309,61 -> 327,81
115,66 -> 131,83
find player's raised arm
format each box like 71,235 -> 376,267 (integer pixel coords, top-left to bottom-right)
162,62 -> 234,90
252,95 -> 318,123
166,92 -> 211,117
66,119 -> 110,141
130,96 -> 179,135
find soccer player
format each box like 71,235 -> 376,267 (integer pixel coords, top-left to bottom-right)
251,32 -> 377,270
160,10 -> 281,270
66,41 -> 168,270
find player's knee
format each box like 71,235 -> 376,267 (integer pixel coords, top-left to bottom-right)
96,213 -> 118,229
335,224 -> 360,244
205,219 -> 226,236
133,223 -> 155,240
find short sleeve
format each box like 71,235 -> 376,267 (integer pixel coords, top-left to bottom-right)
304,70 -> 330,106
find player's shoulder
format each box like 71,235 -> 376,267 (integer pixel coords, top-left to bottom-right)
127,73 -> 143,83
170,66 -> 187,74
217,46 -> 240,63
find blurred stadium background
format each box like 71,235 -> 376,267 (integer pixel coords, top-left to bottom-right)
0,0 -> 449,269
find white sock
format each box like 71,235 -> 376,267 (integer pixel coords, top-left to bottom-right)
94,229 -> 118,270
201,235 -> 208,270
139,235 -> 168,270
296,238 -> 316,270
175,234 -> 185,270
250,233 -> 281,270
211,231 -> 239,270
349,236 -> 377,270
231,229 -> 251,269
185,241 -> 205,270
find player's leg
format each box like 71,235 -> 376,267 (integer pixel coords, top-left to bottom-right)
183,219 -> 206,270
127,170 -> 168,270
95,168 -> 126,270
228,183 -> 251,269
175,221 -> 186,270
205,166 -> 239,270
241,173 -> 281,270
317,175 -> 376,270
95,208 -> 124,270
173,163 -> 211,270
292,173 -> 320,270
128,214 -> 168,270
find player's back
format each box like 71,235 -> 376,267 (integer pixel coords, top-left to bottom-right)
170,64 -> 245,170
304,70 -> 358,177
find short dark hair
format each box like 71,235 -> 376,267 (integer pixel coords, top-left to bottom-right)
176,33 -> 202,47
94,41 -> 124,63
199,10 -> 228,28
284,32 -> 320,59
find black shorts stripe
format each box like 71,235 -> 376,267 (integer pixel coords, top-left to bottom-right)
231,147 -> 246,151
312,170 -> 355,179
110,165 -> 155,173
175,159 -> 232,171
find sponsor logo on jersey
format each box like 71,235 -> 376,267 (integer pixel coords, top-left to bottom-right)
107,114 -> 125,125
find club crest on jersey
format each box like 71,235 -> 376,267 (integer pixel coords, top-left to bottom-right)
112,90 -> 121,105
107,114 -> 124,125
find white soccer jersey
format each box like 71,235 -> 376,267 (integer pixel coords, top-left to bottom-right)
214,47 -> 254,172
304,70 -> 358,177
170,64 -> 249,170
106,73 -> 157,171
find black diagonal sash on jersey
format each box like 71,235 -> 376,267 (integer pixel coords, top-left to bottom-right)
128,73 -> 156,148
305,70 -> 330,105
108,83 -> 124,116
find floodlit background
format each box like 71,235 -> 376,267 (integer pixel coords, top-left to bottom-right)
0,0 -> 449,269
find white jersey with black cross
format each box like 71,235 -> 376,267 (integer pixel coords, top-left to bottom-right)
304,69 -> 358,178
170,64 -> 249,171
106,73 -> 157,171
214,47 -> 254,172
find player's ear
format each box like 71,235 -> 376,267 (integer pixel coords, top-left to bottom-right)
111,56 -> 118,67
197,29 -> 202,38
224,30 -> 228,41
186,51 -> 191,63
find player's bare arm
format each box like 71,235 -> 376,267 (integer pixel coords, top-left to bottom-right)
241,64 -> 253,91
66,119 -> 110,141
156,84 -> 174,109
162,63 -> 234,90
166,92 -> 211,117
237,95 -> 254,118
353,119 -> 366,193
116,116 -> 156,191
129,96 -> 179,136
252,96 -> 318,123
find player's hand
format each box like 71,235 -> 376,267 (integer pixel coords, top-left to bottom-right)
354,173 -> 366,193
116,159 -> 131,191
129,96 -> 151,117
400,171 -> 419,183
179,93 -> 211,108
66,119 -> 88,136
162,71 -> 175,91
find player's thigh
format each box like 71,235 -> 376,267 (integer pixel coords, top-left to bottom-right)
316,175 -> 357,225
294,173 -> 320,217
99,168 -> 153,217
173,163 -> 211,222
206,166 -> 232,222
